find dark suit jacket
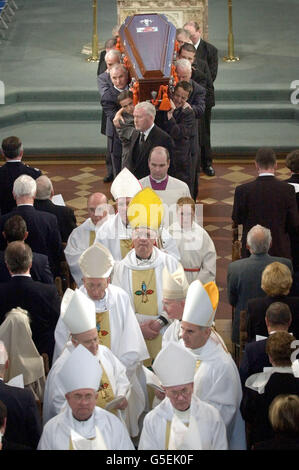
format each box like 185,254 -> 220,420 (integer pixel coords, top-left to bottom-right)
196,39 -> 218,82
0,276 -> 61,362
98,71 -> 113,135
128,124 -> 175,180
188,79 -> 206,119
232,176 -> 299,259
97,49 -> 107,76
0,205 -> 63,276
286,174 -> 299,271
227,253 -> 293,343
239,338 -> 271,387
0,161 -> 41,216
157,107 -> 196,190
0,380 -> 42,449
241,372 -> 299,445
246,295 -> 299,342
34,199 -> 77,243
192,58 -> 215,108
0,250 -> 53,284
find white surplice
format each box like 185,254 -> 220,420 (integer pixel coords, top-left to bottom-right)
182,333 -> 246,450
42,342 -> 130,425
138,395 -> 227,450
168,221 -> 216,284
38,404 -> 134,450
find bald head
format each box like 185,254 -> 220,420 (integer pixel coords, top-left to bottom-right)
247,224 -> 272,254
87,193 -> 109,226
148,147 -> 170,180
36,175 -> 53,200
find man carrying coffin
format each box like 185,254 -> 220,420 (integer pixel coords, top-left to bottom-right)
138,342 -> 227,450
43,289 -> 130,426
38,345 -> 134,450
180,280 -> 246,449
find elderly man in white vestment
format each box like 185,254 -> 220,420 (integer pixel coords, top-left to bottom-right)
180,280 -> 246,450
112,188 -> 180,364
139,147 -> 191,227
138,342 -> 227,450
53,242 -> 149,437
168,196 -> 216,284
43,289 -> 130,428
38,345 -> 134,450
95,167 -> 180,261
64,192 -> 112,287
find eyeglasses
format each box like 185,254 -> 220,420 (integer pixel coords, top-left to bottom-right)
167,388 -> 191,399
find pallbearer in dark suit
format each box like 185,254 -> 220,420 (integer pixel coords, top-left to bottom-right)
232,148 -> 299,260
0,136 -> 41,215
127,101 -> 174,180
0,242 -> 60,364
184,21 -> 218,176
0,174 -> 63,277
101,63 -> 130,178
34,175 -> 76,243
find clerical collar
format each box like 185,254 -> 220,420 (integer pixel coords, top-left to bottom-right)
150,175 -> 168,184
259,172 -> 274,177
73,413 -> 93,423
136,253 -> 152,261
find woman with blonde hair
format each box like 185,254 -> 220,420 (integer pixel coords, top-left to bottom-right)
168,196 -> 216,284
246,262 -> 299,341
0,307 -> 45,402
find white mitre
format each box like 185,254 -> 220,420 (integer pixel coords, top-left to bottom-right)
59,344 -> 102,394
79,242 -> 114,278
153,342 -> 196,387
61,288 -> 96,334
162,264 -> 189,300
110,167 -> 142,200
182,280 -> 219,327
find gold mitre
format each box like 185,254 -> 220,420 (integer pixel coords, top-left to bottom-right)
127,187 -> 164,232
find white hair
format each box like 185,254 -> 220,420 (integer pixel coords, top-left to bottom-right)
134,101 -> 156,118
247,224 -> 272,254
109,63 -> 128,75
36,175 -> 53,200
13,175 -> 36,199
105,49 -> 121,63
176,58 -> 192,72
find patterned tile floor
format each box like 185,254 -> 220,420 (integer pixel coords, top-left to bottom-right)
27,159 -> 291,349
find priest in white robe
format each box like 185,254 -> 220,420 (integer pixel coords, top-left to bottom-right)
180,280 -> 247,450
38,345 -> 134,450
168,196 -> 216,284
112,188 -> 181,365
43,289 -> 130,428
95,167 -> 180,261
139,342 -> 227,450
64,192 -> 113,287
53,242 -> 149,437
139,146 -> 191,227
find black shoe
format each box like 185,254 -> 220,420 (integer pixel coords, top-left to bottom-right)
203,166 -> 215,176
103,174 -> 113,183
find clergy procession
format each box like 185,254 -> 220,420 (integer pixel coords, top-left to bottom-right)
1,8 -> 299,454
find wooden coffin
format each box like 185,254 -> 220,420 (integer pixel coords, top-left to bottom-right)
119,13 -> 177,102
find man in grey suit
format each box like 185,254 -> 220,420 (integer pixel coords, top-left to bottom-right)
227,225 -> 293,344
